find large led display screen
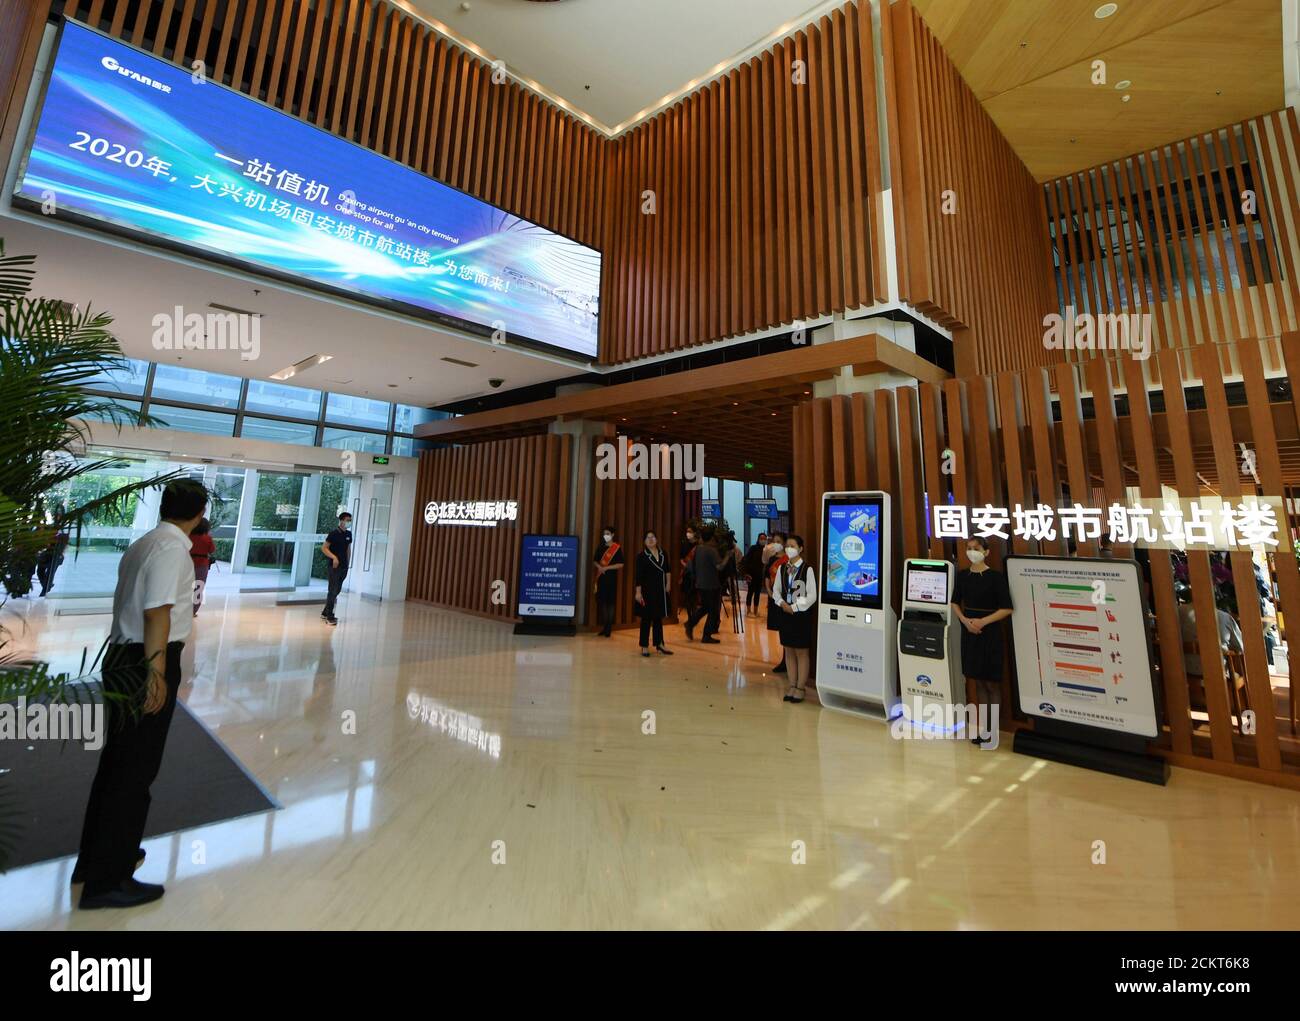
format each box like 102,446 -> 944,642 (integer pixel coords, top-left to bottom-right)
821,496 -> 883,610
13,21 -> 601,359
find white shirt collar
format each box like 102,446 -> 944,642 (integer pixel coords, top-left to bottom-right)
158,521 -> 190,543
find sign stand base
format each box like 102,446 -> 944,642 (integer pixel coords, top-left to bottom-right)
1013,729 -> 1170,786
513,621 -> 576,637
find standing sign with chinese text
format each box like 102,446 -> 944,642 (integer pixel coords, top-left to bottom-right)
517,535 -> 579,619
13,21 -> 601,359
1005,557 -> 1159,739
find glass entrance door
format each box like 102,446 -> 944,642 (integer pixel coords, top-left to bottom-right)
241,471 -> 309,592
357,474 -> 394,601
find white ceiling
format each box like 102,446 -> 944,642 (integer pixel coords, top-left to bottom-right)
402,0 -> 837,131
0,211 -> 583,408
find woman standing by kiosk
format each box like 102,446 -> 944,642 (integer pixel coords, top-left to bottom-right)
950,536 -> 1013,746
774,534 -> 817,703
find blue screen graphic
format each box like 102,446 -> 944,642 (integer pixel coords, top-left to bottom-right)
14,22 -> 601,358
518,535 -> 579,619
823,501 -> 882,608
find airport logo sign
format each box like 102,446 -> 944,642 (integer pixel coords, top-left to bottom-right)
424,499 -> 518,526
101,54 -> 172,93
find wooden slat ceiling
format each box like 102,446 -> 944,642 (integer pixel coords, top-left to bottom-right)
911,0 -> 1284,180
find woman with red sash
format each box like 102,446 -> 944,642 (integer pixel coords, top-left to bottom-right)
765,531 -> 788,674
592,525 -> 624,637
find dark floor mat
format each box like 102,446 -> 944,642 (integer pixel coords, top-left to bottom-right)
0,693 -> 278,871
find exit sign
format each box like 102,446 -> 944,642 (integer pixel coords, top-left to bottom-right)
744,461 -> 755,470
372,455 -> 390,465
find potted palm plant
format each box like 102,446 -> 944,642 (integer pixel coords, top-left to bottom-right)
0,237 -> 181,869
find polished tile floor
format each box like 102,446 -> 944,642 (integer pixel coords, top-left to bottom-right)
2,592 -> 1299,930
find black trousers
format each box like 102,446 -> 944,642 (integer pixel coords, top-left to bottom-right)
76,641 -> 184,890
324,564 -> 348,616
638,615 -> 664,648
36,553 -> 62,595
688,588 -> 721,637
597,597 -> 616,635
745,576 -> 762,612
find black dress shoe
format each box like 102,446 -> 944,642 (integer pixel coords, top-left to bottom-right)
700,637 -> 720,644
79,877 -> 165,910
783,694 -> 795,702
72,849 -> 145,885
641,649 -> 650,657
656,646 -> 673,656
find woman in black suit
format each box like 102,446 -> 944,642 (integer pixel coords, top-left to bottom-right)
635,530 -> 674,657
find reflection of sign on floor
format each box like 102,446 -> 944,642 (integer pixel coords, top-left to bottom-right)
275,504 -> 300,517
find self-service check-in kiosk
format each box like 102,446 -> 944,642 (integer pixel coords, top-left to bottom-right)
816,492 -> 899,720
897,559 -> 963,730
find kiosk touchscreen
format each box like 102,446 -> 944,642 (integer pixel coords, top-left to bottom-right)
816,492 -> 899,720
897,559 -> 963,728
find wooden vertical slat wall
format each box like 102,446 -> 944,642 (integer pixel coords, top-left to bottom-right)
790,333 -> 1300,788
0,0 -> 52,175
599,0 -> 883,364
586,436 -> 696,631
887,1 -> 1058,379
407,434 -> 571,619
1042,112 -> 1300,377
62,0 -> 606,253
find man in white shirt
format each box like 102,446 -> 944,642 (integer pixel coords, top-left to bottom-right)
74,479 -> 208,910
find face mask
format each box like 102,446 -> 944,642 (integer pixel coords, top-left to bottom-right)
967,550 -> 986,564
785,547 -> 799,561
603,533 -> 613,543
342,521 -> 351,530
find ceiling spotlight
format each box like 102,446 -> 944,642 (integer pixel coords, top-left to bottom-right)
1122,94 -> 1131,103
1095,3 -> 1118,18
1115,79 -> 1131,90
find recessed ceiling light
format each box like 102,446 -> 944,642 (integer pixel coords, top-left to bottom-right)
1095,3 -> 1118,18
1122,94 -> 1131,102
1115,79 -> 1131,90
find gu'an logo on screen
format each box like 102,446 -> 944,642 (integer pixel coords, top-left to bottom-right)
101,55 -> 172,93
1039,702 -> 1057,715
916,674 -> 933,687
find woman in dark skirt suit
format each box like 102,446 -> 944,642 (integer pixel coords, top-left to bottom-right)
634,531 -> 674,657
950,536 -> 1013,745
774,534 -> 818,703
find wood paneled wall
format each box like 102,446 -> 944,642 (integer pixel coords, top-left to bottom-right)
791,384 -> 924,617
792,334 -> 1300,789
599,0 -> 887,363
888,1 -> 1059,378
587,440 -> 699,629
407,433 -> 572,618
1042,111 -> 1300,377
58,0 -> 607,250
0,0 -> 48,176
